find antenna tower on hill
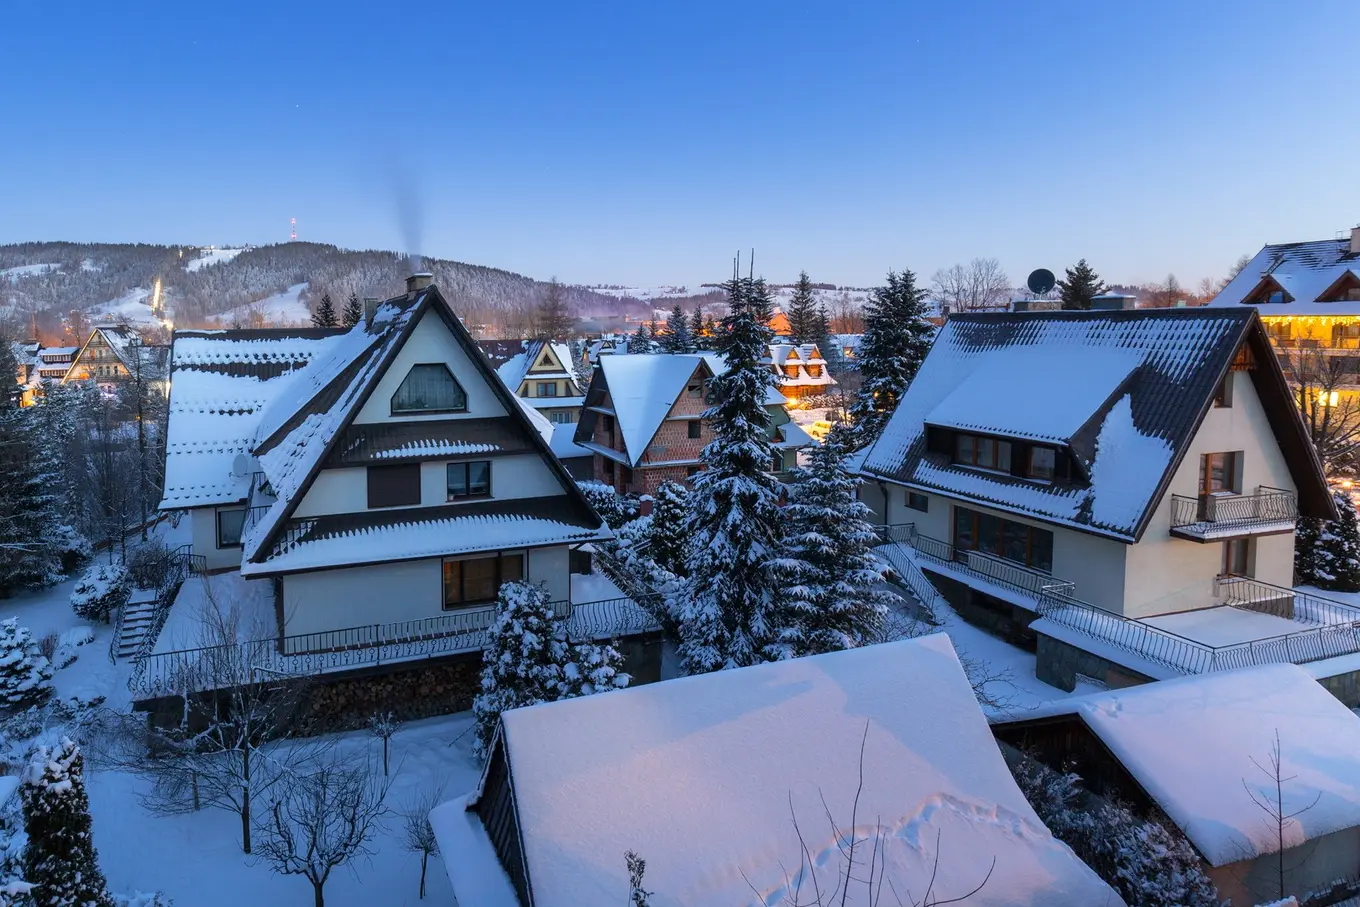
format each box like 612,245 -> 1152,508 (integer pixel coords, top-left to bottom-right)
290,217 -> 297,242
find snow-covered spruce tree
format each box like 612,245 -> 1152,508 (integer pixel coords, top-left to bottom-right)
786,271 -> 819,345
847,269 -> 933,447
558,640 -> 628,699
648,480 -> 689,578
678,272 -> 790,673
1058,259 -> 1105,311
1295,513 -> 1325,587
659,305 -> 695,354
473,582 -> 565,759
1315,490 -> 1360,592
342,292 -> 363,328
629,321 -> 652,354
22,738 -> 113,907
311,292 -> 338,328
777,425 -> 898,655
70,562 -> 130,623
689,306 -> 706,350
0,407 -> 66,595
0,619 -> 53,710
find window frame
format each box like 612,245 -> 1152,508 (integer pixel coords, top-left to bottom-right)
216,506 -> 246,549
1028,447 -> 1056,482
367,463 -> 422,509
536,381 -> 558,397
1200,451 -> 1243,495
446,460 -> 492,501
687,420 -> 702,439
1222,538 -> 1253,577
390,363 -> 469,416
953,432 -> 1011,473
1212,374 -> 1233,408
906,492 -> 929,513
952,505 -> 1054,573
441,552 -> 525,609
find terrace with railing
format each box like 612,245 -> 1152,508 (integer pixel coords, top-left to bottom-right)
1169,486 -> 1297,541
129,593 -> 661,700
875,521 -> 1360,677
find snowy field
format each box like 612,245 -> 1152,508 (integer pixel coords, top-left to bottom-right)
87,288 -> 163,327
211,282 -> 311,326
186,248 -> 246,272
1,263 -> 59,281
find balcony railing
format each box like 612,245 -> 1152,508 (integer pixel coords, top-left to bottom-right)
875,523 -> 1073,606
1215,575 -> 1360,625
1169,487 -> 1297,540
128,595 -> 660,699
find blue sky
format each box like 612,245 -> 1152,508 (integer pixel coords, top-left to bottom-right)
1,1 -> 1356,288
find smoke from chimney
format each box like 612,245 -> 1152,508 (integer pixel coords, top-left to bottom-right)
390,161 -> 425,274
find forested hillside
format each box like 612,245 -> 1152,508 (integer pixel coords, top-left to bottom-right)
0,241 -> 649,336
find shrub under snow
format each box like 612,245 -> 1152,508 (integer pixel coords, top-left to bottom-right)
69,563 -> 129,623
21,737 -> 113,907
0,621 -> 53,711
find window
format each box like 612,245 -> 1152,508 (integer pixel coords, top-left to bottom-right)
687,382 -> 702,398
549,411 -> 574,424
1199,452 -> 1242,494
1223,538 -> 1252,577
216,507 -> 246,548
390,364 -> 467,414
952,506 -> 1053,573
1212,375 -> 1233,408
536,382 -> 558,397
1028,447 -> 1056,481
447,460 -> 491,500
954,433 -> 1011,472
1334,324 -> 1360,350
442,553 -> 524,608
771,452 -> 785,473
685,465 -> 700,478
907,492 -> 929,513
367,463 -> 421,508
687,421 -> 701,439
806,365 -> 822,378
602,415 -> 614,433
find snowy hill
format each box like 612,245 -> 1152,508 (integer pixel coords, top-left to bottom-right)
185,247 -> 246,272
213,282 -> 312,326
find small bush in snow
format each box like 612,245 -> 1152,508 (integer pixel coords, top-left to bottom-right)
21,738 -> 113,907
52,526 -> 92,576
127,540 -> 175,591
576,481 -> 643,529
0,622 -> 52,712
112,891 -> 173,907
35,635 -> 58,664
69,563 -> 129,623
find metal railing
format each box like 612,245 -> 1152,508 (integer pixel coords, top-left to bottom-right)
128,594 -> 659,699
1036,591 -> 1220,674
1215,575 -> 1360,625
1169,487 -> 1297,532
876,524 -> 1069,605
109,545 -> 207,663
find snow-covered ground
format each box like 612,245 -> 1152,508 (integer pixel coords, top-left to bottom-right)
1,263 -> 59,281
212,282 -> 311,326
1142,606 -> 1304,647
186,248 -> 246,272
87,288 -> 163,327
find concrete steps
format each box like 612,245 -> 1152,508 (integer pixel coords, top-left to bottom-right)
116,589 -> 161,659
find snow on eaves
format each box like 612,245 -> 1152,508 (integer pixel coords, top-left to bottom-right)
1211,237 -> 1360,316
597,354 -> 706,466
449,634 -> 1123,907
1005,663 -> 1360,867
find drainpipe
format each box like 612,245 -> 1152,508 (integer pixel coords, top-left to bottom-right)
876,479 -> 891,526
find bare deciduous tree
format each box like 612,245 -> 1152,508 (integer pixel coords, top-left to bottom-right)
368,711 -> 400,777
256,757 -> 392,907
930,259 -> 1011,314
1242,730 -> 1321,902
1283,347 -> 1360,475
399,784 -> 445,899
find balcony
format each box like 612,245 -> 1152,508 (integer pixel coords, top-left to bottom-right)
1169,486 -> 1297,541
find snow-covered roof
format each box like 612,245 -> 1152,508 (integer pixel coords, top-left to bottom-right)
549,422 -> 592,460
1211,237 -> 1360,315
444,634 -> 1123,907
513,393 -> 556,446
592,354 -> 708,466
487,339 -> 580,393
37,346 -> 77,360
1004,663 -> 1360,867
159,328 -> 345,509
774,418 -> 815,449
860,309 -> 1329,540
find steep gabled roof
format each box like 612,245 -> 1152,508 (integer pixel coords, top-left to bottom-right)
861,309 -> 1333,541
576,354 -> 711,467
486,339 -> 580,395
159,328 -> 346,509
1212,237 -> 1360,314
241,286 -> 607,566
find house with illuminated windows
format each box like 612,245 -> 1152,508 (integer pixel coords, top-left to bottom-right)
765,342 -> 836,400
139,276 -> 652,714
63,324 -> 168,393
855,308 -> 1360,696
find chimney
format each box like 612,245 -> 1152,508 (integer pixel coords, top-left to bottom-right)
1351,226 -> 1360,257
363,297 -> 380,328
406,272 -> 434,294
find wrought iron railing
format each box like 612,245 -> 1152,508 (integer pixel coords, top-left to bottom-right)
869,524 -> 948,622
1215,575 -> 1360,625
128,594 -> 659,699
875,523 -> 1069,605
1169,487 -> 1297,531
109,545 -> 206,663
1036,591 -> 1219,674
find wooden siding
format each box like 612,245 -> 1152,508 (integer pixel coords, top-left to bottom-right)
475,734 -> 532,906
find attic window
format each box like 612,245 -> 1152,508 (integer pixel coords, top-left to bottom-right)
391,364 -> 467,414
954,433 -> 1011,472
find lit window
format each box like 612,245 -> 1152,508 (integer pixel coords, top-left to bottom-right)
442,553 -> 523,608
391,364 -> 467,414
1319,390 -> 1341,407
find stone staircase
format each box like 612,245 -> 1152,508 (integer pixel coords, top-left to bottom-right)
115,588 -> 163,660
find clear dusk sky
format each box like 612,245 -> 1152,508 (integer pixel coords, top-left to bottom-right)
2,0 -> 1356,289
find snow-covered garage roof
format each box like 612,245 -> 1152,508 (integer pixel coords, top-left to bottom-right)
860,308 -> 1332,540
158,328 -> 346,508
999,664 -> 1360,867
435,634 -> 1124,907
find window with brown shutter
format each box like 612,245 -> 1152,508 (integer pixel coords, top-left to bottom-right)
367,463 -> 421,508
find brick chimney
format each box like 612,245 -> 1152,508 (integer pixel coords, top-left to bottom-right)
1351,225 -> 1360,257
406,272 -> 434,294
363,296 -> 380,328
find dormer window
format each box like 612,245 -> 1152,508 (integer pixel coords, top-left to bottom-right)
955,433 -> 1011,472
391,363 -> 467,414
1028,447 -> 1056,481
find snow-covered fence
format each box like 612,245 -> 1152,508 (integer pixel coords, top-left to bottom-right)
127,595 -> 659,700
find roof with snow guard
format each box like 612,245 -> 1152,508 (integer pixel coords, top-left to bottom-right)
860,309 -> 1332,540
238,285 -> 608,571
994,663 -> 1360,867
431,634 -> 1123,907
159,328 -> 346,508
1211,236 -> 1360,315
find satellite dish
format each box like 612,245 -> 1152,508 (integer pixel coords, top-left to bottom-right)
231,453 -> 250,477
1027,269 -> 1056,296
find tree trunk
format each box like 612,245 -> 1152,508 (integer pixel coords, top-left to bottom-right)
383,738 -> 389,777
313,880 -> 325,907
242,748 -> 252,853
419,852 -> 427,899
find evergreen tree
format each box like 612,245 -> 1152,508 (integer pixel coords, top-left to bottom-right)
0,329 -> 18,408
678,273 -> 789,673
0,408 -> 65,594
535,277 -> 574,340
629,321 -> 651,354
1314,491 -> 1360,592
311,293 -> 338,328
1058,259 -> 1105,311
341,292 -> 363,328
659,305 -> 694,354
848,269 -> 934,446
0,619 -> 52,708
21,738 -> 113,907
812,302 -> 840,374
778,426 -> 897,655
649,480 -> 689,577
786,271 -> 819,345
1295,513 -> 1324,587
689,306 -> 706,350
